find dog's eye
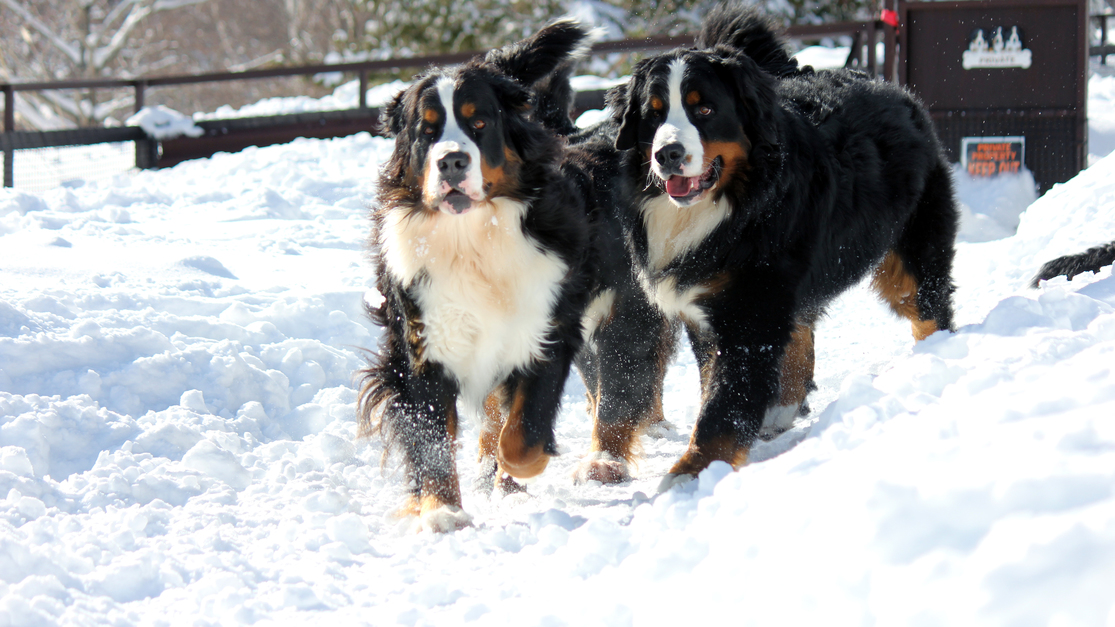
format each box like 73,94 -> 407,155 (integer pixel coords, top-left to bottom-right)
423,126 -> 435,135
472,119 -> 486,130
697,105 -> 713,116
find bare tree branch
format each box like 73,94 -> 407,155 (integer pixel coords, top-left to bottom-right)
102,0 -> 140,32
0,0 -> 82,66
94,0 -> 209,70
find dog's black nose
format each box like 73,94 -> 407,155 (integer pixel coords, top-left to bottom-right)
655,143 -> 687,172
437,152 -> 470,180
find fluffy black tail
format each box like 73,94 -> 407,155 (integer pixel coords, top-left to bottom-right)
484,18 -> 593,87
697,3 -> 801,77
1030,240 -> 1115,287
531,60 -> 579,135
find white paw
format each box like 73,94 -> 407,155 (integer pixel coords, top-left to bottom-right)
758,403 -> 799,441
656,472 -> 695,494
420,504 -> 472,533
572,452 -> 630,485
643,419 -> 678,439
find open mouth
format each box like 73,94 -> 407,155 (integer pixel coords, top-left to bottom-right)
440,189 -> 474,215
664,156 -> 722,202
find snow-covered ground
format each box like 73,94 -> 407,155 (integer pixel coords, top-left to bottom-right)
4,69 -> 1115,625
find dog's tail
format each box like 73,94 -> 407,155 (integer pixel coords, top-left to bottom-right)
485,18 -> 594,88
697,3 -> 801,78
485,18 -> 599,135
1030,240 -> 1115,287
531,60 -> 580,135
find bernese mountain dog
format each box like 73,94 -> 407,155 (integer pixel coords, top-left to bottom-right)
1031,240 -> 1115,287
357,21 -> 596,531
603,4 -> 960,488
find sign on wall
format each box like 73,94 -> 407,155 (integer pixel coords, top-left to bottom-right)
961,136 -> 1026,176
962,26 -> 1033,69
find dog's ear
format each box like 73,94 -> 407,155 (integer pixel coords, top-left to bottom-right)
610,75 -> 643,151
380,87 -> 409,139
490,73 -> 532,112
711,47 -> 779,151
485,19 -> 593,86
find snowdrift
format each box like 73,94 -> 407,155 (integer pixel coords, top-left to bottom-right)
2,133 -> 1115,625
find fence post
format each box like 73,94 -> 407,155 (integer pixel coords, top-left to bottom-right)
866,21 -> 878,75
133,80 -> 159,170
134,80 -> 146,113
3,85 -> 13,188
358,70 -> 368,110
884,22 -> 897,82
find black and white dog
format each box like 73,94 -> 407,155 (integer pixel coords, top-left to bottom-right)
357,22 -> 596,531
605,4 -> 960,486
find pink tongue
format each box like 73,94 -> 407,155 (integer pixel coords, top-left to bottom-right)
666,175 -> 698,197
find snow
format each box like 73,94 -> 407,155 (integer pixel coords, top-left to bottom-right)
192,80 -> 410,121
5,75 -> 1115,626
125,106 -> 203,141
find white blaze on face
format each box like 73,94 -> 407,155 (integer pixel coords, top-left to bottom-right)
423,77 -> 486,207
650,59 -> 704,181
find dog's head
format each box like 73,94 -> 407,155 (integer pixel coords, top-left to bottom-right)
380,20 -> 591,216
611,47 -> 778,207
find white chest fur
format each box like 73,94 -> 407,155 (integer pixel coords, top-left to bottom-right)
380,199 -> 568,403
638,194 -> 731,328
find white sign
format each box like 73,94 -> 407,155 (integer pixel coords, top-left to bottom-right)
962,26 -> 1032,69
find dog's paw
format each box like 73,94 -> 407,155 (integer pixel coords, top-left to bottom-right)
572,452 -> 630,485
495,471 -> 529,496
656,472 -> 695,494
473,457 -> 499,494
419,503 -> 472,533
642,419 -> 678,439
758,403 -> 800,441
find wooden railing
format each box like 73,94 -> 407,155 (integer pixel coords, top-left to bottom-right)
2,21 -> 895,187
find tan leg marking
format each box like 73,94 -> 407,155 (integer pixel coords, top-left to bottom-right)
420,473 -> 462,513
478,388 -> 506,463
871,251 -> 940,341
778,323 -> 815,407
497,386 -> 550,479
668,433 -> 749,477
392,494 -> 421,519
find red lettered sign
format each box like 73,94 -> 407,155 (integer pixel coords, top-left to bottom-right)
961,136 -> 1025,177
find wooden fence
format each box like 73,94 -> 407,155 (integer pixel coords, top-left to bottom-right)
2,21 -> 896,187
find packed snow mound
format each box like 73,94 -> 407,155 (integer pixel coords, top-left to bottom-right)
126,106 -> 204,140
2,136 -> 1115,625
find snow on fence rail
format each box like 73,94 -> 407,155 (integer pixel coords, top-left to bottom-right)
1,22 -> 896,191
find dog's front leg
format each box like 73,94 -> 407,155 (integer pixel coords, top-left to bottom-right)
574,289 -> 677,484
390,364 -> 470,532
661,285 -> 794,489
496,342 -> 577,480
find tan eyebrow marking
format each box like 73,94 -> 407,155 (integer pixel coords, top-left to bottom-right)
686,90 -> 701,105
650,96 -> 665,111
423,108 -> 439,123
460,102 -> 476,118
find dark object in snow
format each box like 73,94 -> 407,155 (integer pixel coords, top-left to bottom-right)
1030,240 -> 1115,287
600,2 -> 960,484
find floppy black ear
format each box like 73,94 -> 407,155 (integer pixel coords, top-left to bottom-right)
485,19 -> 593,86
609,77 -> 642,151
380,87 -> 409,138
711,48 -> 779,151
